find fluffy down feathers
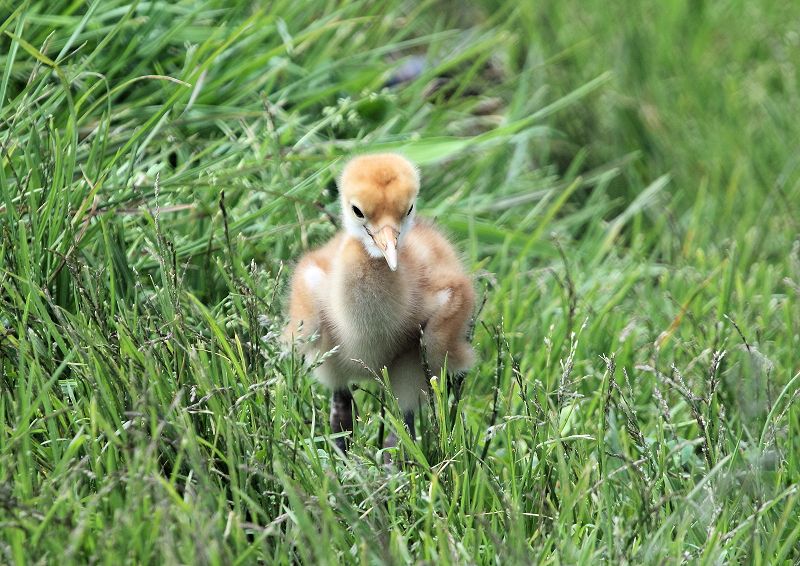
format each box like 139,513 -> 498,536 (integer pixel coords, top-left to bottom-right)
285,153 -> 474,411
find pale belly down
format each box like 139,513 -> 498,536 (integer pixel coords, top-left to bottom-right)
308,264 -> 429,400
312,309 -> 421,389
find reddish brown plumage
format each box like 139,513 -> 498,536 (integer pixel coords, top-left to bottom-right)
284,153 -> 475,439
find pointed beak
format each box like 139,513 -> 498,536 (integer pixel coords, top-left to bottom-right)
372,225 -> 399,271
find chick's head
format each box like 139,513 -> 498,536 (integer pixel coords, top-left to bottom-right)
338,153 -> 419,271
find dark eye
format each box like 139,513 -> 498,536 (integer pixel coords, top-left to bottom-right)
407,204 -> 413,216
351,205 -> 364,219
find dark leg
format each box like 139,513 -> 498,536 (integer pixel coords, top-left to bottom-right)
330,388 -> 354,453
383,410 -> 416,465
403,410 -> 416,440
448,371 -> 465,432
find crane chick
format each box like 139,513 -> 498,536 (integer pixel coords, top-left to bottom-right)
284,153 -> 475,454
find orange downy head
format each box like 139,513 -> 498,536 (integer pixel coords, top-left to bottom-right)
338,153 -> 419,271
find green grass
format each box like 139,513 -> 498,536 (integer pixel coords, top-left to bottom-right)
1,0 -> 799,563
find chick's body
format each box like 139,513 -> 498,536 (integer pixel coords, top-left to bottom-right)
286,154 -> 474,447
290,221 -> 473,407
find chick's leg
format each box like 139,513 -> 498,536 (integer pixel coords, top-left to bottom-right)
383,410 -> 416,455
383,349 -> 427,463
330,388 -> 354,453
388,348 -> 429,416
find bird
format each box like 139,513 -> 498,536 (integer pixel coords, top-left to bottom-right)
284,153 -> 475,455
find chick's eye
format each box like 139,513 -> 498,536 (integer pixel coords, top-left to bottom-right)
351,205 -> 364,219
407,204 -> 413,216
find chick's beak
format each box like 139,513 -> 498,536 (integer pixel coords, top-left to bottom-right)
372,225 -> 399,271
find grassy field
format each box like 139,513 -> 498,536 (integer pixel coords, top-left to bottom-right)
1,0 -> 799,563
